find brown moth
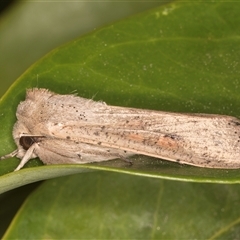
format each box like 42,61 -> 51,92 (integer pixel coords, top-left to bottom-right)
1,88 -> 240,171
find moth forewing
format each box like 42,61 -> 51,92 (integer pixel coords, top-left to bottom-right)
47,110 -> 240,169
1,88 -> 240,171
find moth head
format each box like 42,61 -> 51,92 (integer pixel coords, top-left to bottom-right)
12,121 -> 38,159
19,136 -> 36,150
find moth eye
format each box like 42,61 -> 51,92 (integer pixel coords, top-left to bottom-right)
19,136 -> 35,150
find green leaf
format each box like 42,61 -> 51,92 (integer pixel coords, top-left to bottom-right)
1,0 -> 240,194
2,1 -> 240,239
3,172 -> 240,239
0,1 -> 163,97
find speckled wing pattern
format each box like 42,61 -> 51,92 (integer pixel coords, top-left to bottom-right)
4,88 -> 240,170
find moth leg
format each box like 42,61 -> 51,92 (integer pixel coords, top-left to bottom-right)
14,144 -> 36,171
118,155 -> 133,166
0,150 -> 18,160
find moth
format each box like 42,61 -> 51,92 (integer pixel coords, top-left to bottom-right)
1,88 -> 240,171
